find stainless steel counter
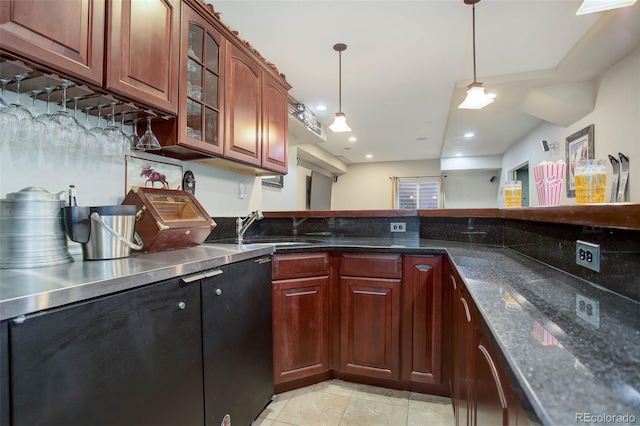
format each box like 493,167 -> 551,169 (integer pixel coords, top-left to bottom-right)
0,244 -> 274,321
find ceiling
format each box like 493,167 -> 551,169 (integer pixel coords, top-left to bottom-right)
211,1 -> 640,165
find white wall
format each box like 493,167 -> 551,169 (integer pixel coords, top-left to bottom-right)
443,170 -> 501,208
332,160 -> 440,210
502,47 -> 640,205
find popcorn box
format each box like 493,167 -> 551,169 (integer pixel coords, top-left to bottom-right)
534,161 -> 566,206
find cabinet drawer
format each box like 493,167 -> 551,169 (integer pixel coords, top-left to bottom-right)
273,253 -> 329,280
340,253 -> 402,279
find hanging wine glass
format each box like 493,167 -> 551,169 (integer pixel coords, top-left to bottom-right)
51,80 -> 79,149
136,115 -> 161,150
90,104 -> 109,158
36,86 -> 65,152
119,108 -> 134,156
6,74 -> 34,142
29,89 -> 47,149
103,101 -> 128,158
131,115 -> 142,150
0,78 -> 19,144
82,105 -> 100,158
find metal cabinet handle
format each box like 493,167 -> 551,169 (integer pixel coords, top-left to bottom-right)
177,301 -> 186,310
215,289 -> 222,296
203,269 -> 223,278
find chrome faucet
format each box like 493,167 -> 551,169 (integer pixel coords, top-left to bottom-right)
236,210 -> 264,242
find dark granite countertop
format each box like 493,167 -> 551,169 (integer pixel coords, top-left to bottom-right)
2,236 -> 638,425
238,236 -> 640,425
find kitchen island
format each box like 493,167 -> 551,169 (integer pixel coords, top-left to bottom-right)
1,237 -> 638,425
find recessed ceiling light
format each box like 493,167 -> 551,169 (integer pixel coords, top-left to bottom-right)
348,137 -> 357,142
366,154 -> 373,159
464,133 -> 474,138
316,105 -> 327,111
455,153 -> 463,157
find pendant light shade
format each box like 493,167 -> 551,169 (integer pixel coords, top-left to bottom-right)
576,0 -> 637,15
329,112 -> 351,132
329,43 -> 352,132
459,0 -> 495,110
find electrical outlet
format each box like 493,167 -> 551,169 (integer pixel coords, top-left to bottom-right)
576,240 -> 600,272
390,222 -> 406,233
576,294 -> 599,327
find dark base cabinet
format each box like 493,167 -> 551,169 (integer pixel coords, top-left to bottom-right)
201,257 -> 274,426
449,263 -> 529,426
9,277 -> 204,426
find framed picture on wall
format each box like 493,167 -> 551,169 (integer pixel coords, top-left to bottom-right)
565,124 -> 594,198
125,156 -> 183,194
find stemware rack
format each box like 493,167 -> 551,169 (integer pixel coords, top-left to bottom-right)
0,55 -> 173,126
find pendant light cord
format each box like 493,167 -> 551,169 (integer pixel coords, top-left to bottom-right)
338,50 -> 343,113
472,1 -> 477,84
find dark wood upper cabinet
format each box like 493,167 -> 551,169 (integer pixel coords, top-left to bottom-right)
261,72 -> 289,174
0,0 -> 105,86
224,41 -> 262,167
156,1 -> 225,158
106,0 -> 180,114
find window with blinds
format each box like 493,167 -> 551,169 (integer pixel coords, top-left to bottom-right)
396,177 -> 442,209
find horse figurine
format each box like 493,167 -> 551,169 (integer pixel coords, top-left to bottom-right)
140,164 -> 169,188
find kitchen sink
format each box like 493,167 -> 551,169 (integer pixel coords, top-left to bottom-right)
240,237 -> 324,246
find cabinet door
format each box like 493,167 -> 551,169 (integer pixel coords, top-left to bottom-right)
340,276 -> 401,380
0,0 -> 105,85
224,42 -> 261,166
0,321 -> 7,426
401,255 -> 443,384
106,0 -> 179,113
9,277 -> 203,426
201,257 -> 273,426
273,276 -> 330,383
176,3 -> 225,156
474,333 -> 511,426
453,290 -> 475,426
261,72 -> 288,174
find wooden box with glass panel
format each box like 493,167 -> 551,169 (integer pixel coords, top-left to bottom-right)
122,187 -> 216,253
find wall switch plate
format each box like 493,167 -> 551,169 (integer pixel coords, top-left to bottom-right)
576,240 -> 600,272
390,222 -> 406,233
576,294 -> 599,327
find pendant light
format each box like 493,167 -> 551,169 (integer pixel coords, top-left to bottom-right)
329,43 -> 352,132
576,0 -> 637,15
459,0 -> 496,110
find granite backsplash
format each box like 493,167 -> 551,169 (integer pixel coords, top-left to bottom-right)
207,215 -> 640,302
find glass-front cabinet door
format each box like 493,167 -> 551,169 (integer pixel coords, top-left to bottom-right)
178,5 -> 224,156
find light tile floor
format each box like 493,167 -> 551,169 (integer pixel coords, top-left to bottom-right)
253,379 -> 455,426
